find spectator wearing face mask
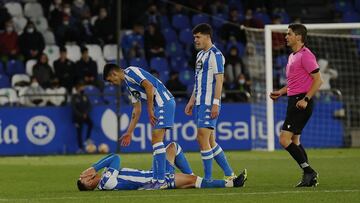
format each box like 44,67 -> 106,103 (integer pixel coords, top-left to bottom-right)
234,73 -> 251,102
71,0 -> 90,19
78,10 -> 96,44
19,21 -> 45,60
0,20 -> 19,59
55,15 -> 80,46
94,7 -> 115,45
225,46 -> 248,85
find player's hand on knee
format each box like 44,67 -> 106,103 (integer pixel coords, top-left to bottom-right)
119,132 -> 132,146
211,104 -> 219,119
185,103 -> 193,116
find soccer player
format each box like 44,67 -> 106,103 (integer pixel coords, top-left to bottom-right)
77,142 -> 247,191
103,64 -> 175,189
270,24 -> 323,187
185,23 -> 238,180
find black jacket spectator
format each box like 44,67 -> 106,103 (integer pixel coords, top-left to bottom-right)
53,47 -> 75,92
32,53 -> 54,89
75,47 -> 98,85
94,8 -> 115,45
144,23 -> 165,61
166,71 -> 187,98
19,21 -> 45,60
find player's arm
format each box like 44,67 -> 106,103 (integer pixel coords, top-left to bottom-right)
185,89 -> 195,116
120,101 -> 141,146
80,153 -> 121,178
270,85 -> 287,100
305,71 -> 323,99
141,79 -> 157,127
211,73 -> 223,118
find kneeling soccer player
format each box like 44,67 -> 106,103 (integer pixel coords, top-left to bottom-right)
77,142 -> 247,191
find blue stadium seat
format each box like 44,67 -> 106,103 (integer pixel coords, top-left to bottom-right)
129,57 -> 148,69
179,69 -> 194,86
342,11 -> 360,22
179,28 -> 193,45
160,16 -> 171,29
192,14 -> 210,26
162,28 -> 178,43
226,41 -> 245,57
0,62 -> 5,75
212,13 -> 227,29
103,85 -> 117,105
172,14 -> 191,30
6,60 -> 25,76
166,41 -> 184,57
0,74 -> 11,88
150,57 -> 169,72
254,11 -> 271,24
275,55 -> 288,68
335,0 -> 354,13
83,85 -> 103,105
170,56 -> 188,70
159,71 -> 170,83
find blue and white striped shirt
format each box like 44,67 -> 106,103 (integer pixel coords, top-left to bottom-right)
124,66 -> 173,107
194,45 -> 225,106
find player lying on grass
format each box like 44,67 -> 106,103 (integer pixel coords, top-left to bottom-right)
77,142 -> 247,191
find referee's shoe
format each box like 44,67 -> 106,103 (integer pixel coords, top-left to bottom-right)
296,171 -> 319,187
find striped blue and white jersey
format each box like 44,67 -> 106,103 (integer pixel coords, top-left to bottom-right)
194,45 -> 225,106
97,167 -> 153,190
124,66 -> 173,107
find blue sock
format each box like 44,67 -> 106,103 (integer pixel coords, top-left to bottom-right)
153,142 -> 166,183
195,177 -> 229,188
173,143 -> 193,174
92,153 -> 120,171
212,144 -> 233,176
201,149 -> 213,180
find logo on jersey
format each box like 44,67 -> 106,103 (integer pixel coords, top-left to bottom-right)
196,60 -> 203,70
26,116 -> 55,145
131,91 -> 141,100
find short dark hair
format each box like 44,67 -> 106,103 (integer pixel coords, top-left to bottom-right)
77,179 -> 89,191
80,46 -> 88,54
103,63 -> 119,81
288,23 -> 307,43
59,46 -> 67,52
192,23 -> 213,38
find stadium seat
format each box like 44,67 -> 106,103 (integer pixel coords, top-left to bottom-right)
44,45 -> 59,65
24,2 -> 44,18
172,14 -> 191,30
159,70 -> 170,83
254,11 -> 271,24
5,2 -> 23,18
179,69 -> 195,86
65,45 -> 81,62
12,16 -> 27,33
150,57 -> 169,72
91,16 -> 98,25
0,62 -> 5,75
25,59 -> 37,76
83,85 -> 103,105
211,13 -> 227,29
335,0 -> 354,13
6,60 -> 25,76
45,87 -> 66,106
11,74 -> 30,87
342,11 -> 360,22
103,44 -> 123,61
103,85 -> 117,105
32,16 -> 48,32
86,44 -> 103,61
129,57 -> 148,69
0,75 -> 11,88
160,16 -> 171,29
170,56 -> 188,70
0,88 -> 19,106
96,58 -> 106,75
226,41 -> 245,57
166,41 -> 184,57
192,14 -> 210,26
42,29 -> 56,45
162,28 -> 178,43
275,55 -> 288,68
179,28 -> 193,45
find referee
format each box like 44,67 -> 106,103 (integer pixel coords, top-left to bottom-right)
270,24 -> 323,187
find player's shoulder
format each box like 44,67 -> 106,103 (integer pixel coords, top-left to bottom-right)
124,66 -> 139,73
210,45 -> 223,56
301,46 -> 316,58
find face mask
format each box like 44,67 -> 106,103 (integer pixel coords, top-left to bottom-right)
64,8 -> 71,14
6,26 -> 13,33
82,19 -> 89,25
27,28 -> 34,33
239,79 -> 245,84
63,21 -> 69,25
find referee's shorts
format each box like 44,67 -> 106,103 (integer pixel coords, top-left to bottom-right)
282,93 -> 314,135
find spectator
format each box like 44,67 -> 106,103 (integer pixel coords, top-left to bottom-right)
71,81 -> 93,153
142,3 -> 161,26
53,46 -> 75,92
45,78 -> 66,106
220,8 -> 246,44
318,58 -> 338,91
272,15 -> 286,54
166,71 -> 187,98
0,3 -> 11,30
71,0 -> 90,19
48,0 -> 63,30
210,0 -> 229,15
121,22 -> 144,59
19,21 -> 45,60
78,11 -> 97,45
233,73 -> 251,102
32,53 -> 54,89
242,42 -> 264,81
19,77 -> 46,107
55,15 -> 80,46
0,20 -> 19,59
144,23 -> 165,61
75,47 -> 98,86
225,46 -> 247,85
241,9 -> 264,28
94,7 -> 115,45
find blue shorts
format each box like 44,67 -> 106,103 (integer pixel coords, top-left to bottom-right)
154,99 -> 175,129
165,160 -> 176,189
194,104 -> 221,129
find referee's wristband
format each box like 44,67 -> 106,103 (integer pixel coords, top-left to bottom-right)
213,98 -> 220,106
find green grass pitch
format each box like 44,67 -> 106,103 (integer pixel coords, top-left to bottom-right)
0,148 -> 359,203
